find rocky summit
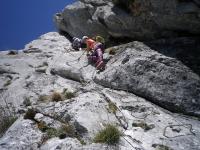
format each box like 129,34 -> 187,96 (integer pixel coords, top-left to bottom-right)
1,0 -> 200,150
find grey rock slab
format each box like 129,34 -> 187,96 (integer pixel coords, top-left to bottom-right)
41,137 -> 119,150
101,88 -> 200,150
50,51 -> 98,82
95,41 -> 200,117
0,117 -> 43,150
1,31 -> 200,150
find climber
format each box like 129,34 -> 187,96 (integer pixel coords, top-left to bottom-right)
87,36 -> 106,70
81,35 -> 105,70
72,37 -> 82,51
81,36 -> 96,54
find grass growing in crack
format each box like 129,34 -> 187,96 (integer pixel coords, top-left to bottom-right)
46,128 -> 60,138
108,101 -> 118,114
0,102 -> 17,137
51,92 -> 63,102
23,97 -> 31,106
77,136 -> 86,145
0,116 -> 17,137
24,109 -> 37,120
38,122 -> 49,132
152,144 -> 172,150
4,80 -> 12,87
107,47 -> 117,55
62,88 -> 76,99
38,122 -> 76,140
132,121 -> 155,131
38,95 -> 49,102
94,124 -> 121,145
38,89 -> 76,104
60,124 -> 76,137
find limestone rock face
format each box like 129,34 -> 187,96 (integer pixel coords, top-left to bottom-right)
0,118 -> 43,150
54,0 -> 200,41
0,32 -> 200,150
95,41 -> 200,117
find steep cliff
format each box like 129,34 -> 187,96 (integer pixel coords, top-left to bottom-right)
0,32 -> 200,150
0,0 -> 200,150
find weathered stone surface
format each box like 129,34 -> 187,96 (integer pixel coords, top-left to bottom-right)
40,137 -> 118,150
54,0 -> 200,41
1,32 -> 200,150
95,41 -> 200,117
0,117 -> 43,150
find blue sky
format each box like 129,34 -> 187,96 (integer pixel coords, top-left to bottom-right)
0,0 -> 75,51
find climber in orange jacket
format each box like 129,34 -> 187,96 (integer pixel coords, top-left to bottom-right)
82,36 -> 105,70
81,36 -> 96,54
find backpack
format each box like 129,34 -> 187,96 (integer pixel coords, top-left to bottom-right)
95,36 -> 105,45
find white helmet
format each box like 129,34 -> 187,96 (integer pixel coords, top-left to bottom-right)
82,36 -> 88,43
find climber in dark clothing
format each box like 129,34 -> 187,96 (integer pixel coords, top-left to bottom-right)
72,37 -> 82,51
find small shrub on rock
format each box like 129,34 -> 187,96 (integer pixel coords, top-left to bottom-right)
108,47 -> 117,55
46,128 -> 60,139
7,50 -> 18,55
24,109 -> 37,120
60,124 -> 76,137
108,101 -> 118,114
0,104 -> 17,137
62,88 -> 76,99
0,116 -> 17,137
38,95 -> 49,102
64,91 -> 76,99
51,92 -> 63,102
94,124 -> 121,145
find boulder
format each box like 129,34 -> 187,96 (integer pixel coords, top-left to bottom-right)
54,0 -> 200,41
95,41 -> 200,117
0,118 -> 43,150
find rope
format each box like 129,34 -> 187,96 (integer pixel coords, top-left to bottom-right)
163,124 -> 195,138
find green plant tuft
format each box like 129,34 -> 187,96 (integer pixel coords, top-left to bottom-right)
60,124 -> 76,137
94,124 -> 121,145
0,116 -> 17,137
24,109 -> 36,120
62,89 -> 76,99
152,144 -> 172,150
38,122 -> 49,132
23,97 -> 31,106
38,95 -> 49,102
132,121 -> 155,131
77,136 -> 86,145
108,48 -> 117,55
46,128 -> 60,139
4,80 -> 12,87
108,101 -> 118,114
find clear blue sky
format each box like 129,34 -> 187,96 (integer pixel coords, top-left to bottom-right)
0,0 -> 75,51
